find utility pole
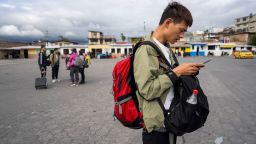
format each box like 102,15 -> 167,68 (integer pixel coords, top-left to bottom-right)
144,21 -> 146,38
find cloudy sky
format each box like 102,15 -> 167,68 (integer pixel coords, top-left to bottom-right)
0,0 -> 255,42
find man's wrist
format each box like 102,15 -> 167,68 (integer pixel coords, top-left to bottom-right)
166,71 -> 179,84
172,69 -> 181,77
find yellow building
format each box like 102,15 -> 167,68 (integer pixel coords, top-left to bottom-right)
88,44 -> 111,58
170,43 -> 191,56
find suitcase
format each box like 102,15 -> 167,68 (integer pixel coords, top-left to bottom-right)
35,67 -> 48,89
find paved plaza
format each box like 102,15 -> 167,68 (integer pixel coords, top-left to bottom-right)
0,56 -> 256,144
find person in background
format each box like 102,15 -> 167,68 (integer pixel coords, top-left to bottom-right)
50,48 -> 60,83
180,50 -> 184,58
38,45 -> 47,77
78,50 -> 85,84
65,54 -> 70,65
85,52 -> 91,65
68,48 -> 79,86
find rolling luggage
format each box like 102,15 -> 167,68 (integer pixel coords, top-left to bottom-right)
35,67 -> 48,89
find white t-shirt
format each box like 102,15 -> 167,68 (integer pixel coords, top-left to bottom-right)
153,38 -> 174,110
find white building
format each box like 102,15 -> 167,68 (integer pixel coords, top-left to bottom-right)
207,43 -> 236,56
235,13 -> 256,32
109,42 -> 133,56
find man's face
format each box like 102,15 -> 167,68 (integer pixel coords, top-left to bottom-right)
164,19 -> 188,44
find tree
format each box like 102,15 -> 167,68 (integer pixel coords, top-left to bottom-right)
251,33 -> 256,46
121,33 -> 126,42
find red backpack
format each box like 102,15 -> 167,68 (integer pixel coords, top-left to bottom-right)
112,41 -> 159,129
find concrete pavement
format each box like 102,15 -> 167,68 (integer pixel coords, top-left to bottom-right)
0,56 -> 255,144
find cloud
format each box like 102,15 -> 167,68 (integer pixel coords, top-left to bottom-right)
0,25 -> 44,37
64,31 -> 76,37
21,6 -> 32,11
0,4 -> 16,9
0,0 -> 255,42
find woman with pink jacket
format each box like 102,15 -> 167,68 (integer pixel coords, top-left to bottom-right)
68,48 -> 79,86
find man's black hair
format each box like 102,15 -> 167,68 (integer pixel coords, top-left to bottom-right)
159,2 -> 193,27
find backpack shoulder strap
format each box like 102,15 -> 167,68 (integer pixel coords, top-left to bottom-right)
169,48 -> 179,67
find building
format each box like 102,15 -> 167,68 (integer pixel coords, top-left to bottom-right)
88,31 -> 116,57
88,44 -> 111,58
50,40 -> 78,47
180,31 -> 193,42
0,41 -> 29,59
207,43 -> 236,56
110,42 -> 133,56
60,45 -> 88,55
235,44 -> 256,52
169,42 -> 191,56
189,42 -> 208,56
88,31 -> 116,45
223,32 -> 255,45
0,42 -> 88,59
235,13 -> 256,33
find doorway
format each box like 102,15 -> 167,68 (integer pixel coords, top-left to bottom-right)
24,50 -> 28,58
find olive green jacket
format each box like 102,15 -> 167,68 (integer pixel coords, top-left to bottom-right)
134,34 -> 177,133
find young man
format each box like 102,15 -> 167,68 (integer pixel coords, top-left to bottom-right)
133,2 -> 204,144
38,45 -> 48,77
78,50 -> 85,84
50,48 -> 60,83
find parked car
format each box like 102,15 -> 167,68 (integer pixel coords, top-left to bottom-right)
234,50 -> 254,59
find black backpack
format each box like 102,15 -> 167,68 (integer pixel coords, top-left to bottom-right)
156,49 -> 209,136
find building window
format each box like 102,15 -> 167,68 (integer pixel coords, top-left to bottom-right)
111,48 -> 115,53
117,48 -> 121,53
91,39 -> 98,42
129,48 -> 132,54
63,49 -> 69,55
237,19 -> 240,22
243,17 -> 247,21
208,46 -> 215,50
124,48 -> 127,55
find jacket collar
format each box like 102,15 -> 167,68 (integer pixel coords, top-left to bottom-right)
145,32 -> 171,48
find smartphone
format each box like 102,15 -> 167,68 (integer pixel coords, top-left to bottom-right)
202,59 -> 212,64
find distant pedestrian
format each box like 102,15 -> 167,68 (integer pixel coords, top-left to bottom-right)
85,53 -> 91,65
38,45 -> 48,77
50,48 -> 60,83
67,48 -> 79,86
175,49 -> 179,56
79,50 -> 85,84
181,50 -> 184,58
65,54 -> 70,65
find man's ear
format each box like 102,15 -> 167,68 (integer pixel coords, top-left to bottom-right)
164,18 -> 174,28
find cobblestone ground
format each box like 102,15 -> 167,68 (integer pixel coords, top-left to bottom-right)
0,56 -> 255,144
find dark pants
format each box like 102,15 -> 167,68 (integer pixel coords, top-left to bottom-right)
142,130 -> 176,144
52,65 -> 59,79
79,67 -> 85,83
70,66 -> 79,83
39,66 -> 47,77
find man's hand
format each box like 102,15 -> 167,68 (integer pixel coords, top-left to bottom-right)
172,63 -> 204,77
